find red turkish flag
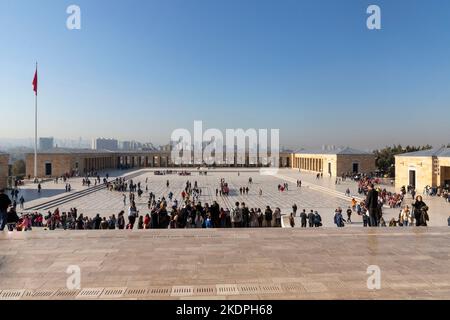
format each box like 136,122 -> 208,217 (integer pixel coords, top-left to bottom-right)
32,67 -> 38,95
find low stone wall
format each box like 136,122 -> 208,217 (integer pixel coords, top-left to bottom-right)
0,154 -> 9,189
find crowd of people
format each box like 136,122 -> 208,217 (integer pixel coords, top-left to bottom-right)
1,169 -> 448,232
423,185 -> 450,204
344,183 -> 431,227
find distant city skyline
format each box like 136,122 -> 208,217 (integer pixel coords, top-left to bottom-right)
1,135 -> 447,154
2,0 -> 450,149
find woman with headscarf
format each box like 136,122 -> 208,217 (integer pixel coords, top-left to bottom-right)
412,196 -> 428,226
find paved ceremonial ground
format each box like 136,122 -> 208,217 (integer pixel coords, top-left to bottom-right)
17,168 -> 450,227
1,228 -> 450,300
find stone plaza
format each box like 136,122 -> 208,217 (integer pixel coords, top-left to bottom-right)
1,168 -> 450,300
18,168 -> 450,227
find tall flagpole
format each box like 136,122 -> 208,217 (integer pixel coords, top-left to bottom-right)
34,62 -> 38,181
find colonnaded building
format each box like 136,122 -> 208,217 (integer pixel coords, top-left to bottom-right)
395,147 -> 450,192
0,152 -> 9,189
19,147 -> 376,179
23,148 -> 293,178
290,147 -> 376,177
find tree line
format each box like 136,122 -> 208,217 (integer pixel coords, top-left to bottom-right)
373,144 -> 436,177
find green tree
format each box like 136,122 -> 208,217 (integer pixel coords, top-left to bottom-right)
373,145 -> 433,177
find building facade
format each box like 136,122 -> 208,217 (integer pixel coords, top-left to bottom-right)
25,148 -> 292,178
39,137 -> 54,151
395,147 -> 450,192
0,152 -> 9,189
291,147 -> 376,177
92,138 -> 118,151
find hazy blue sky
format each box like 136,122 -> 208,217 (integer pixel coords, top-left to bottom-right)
1,0 -> 450,150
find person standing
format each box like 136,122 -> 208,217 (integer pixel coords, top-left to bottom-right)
300,209 -> 307,228
241,203 -> 249,228
334,209 -> 346,227
346,207 -> 352,224
100,217 -> 109,230
307,210 -> 314,227
19,196 -> 25,209
411,188 -> 416,200
365,184 -> 379,227
0,189 -> 12,231
93,214 -> 102,229
231,202 -> 242,228
274,207 -> 281,227
412,196 -> 428,226
128,203 -> 138,229
400,206 -> 410,227
264,206 -> 273,227
362,211 -> 369,227
289,213 -> 295,228
313,211 -> 322,227
292,203 -> 298,217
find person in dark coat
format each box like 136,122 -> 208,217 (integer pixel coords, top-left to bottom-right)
365,184 -> 379,227
313,211 -> 322,227
307,210 -> 315,227
7,206 -> 20,231
412,196 -> 428,226
117,211 -> 125,229
0,189 -> 12,231
92,214 -> 102,229
299,209 -> 307,228
210,201 -> 220,228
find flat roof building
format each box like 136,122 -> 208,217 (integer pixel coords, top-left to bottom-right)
291,147 -> 376,177
25,148 -> 173,178
24,146 -> 371,178
24,147 -> 292,178
395,147 -> 450,192
92,138 -> 118,151
39,137 -> 54,151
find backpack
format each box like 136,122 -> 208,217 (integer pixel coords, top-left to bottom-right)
314,214 -> 321,224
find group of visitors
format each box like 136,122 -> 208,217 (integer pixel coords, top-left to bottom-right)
278,183 -> 289,192
423,185 -> 450,204
344,183 -> 431,227
0,189 -> 42,231
289,206 -> 322,228
218,179 -> 230,196
7,188 -> 25,209
2,167 -> 448,233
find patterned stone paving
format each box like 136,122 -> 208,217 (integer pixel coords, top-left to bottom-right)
1,228 -> 450,299
35,170 -> 350,227
15,169 -> 449,226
